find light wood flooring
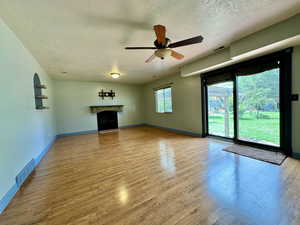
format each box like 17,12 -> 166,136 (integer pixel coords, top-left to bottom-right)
1,126 -> 300,225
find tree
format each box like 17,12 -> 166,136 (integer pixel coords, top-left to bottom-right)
237,68 -> 279,119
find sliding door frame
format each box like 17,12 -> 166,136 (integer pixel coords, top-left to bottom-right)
201,48 -> 293,156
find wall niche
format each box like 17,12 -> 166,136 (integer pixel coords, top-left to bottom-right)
33,73 -> 49,110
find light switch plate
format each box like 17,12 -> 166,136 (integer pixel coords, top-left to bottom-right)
291,94 -> 299,101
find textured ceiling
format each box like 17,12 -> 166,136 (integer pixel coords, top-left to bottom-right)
0,0 -> 300,84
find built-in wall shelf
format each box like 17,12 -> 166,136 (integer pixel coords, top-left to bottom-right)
36,106 -> 50,110
34,73 -> 49,110
35,95 -> 48,99
35,84 -> 47,89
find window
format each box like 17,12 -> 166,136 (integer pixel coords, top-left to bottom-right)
155,87 -> 172,113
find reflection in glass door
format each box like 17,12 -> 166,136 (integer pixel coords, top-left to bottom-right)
207,82 -> 234,138
237,68 -> 280,146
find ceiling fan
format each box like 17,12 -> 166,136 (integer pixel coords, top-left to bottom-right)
125,25 -> 204,63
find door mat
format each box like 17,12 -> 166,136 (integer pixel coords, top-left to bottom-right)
223,144 -> 286,165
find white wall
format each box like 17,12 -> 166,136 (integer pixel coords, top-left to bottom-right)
54,80 -> 144,134
0,18 -> 56,200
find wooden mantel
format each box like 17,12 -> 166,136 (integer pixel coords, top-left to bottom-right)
90,105 -> 124,113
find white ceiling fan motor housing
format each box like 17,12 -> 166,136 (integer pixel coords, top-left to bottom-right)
155,49 -> 172,59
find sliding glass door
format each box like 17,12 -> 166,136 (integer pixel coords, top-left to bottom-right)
237,68 -> 280,146
201,48 -> 293,155
207,81 -> 234,138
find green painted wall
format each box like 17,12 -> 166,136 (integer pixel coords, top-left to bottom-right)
143,73 -> 202,134
54,80 -> 144,134
292,46 -> 300,154
0,18 -> 56,200
230,14 -> 300,57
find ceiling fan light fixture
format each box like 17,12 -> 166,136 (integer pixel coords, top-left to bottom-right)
154,49 -> 172,59
124,24 -> 203,63
110,72 -> 120,79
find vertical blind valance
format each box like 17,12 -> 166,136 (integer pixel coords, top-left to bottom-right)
153,82 -> 173,91
235,58 -> 279,76
203,72 -> 233,85
202,52 -> 282,85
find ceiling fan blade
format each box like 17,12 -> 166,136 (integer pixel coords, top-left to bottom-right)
171,50 -> 184,60
145,54 -> 156,63
153,25 -> 166,45
168,35 -> 204,48
125,47 -> 156,50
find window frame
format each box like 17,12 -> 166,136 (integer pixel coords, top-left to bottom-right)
154,87 -> 173,113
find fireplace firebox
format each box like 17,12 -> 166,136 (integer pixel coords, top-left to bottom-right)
97,111 -> 118,131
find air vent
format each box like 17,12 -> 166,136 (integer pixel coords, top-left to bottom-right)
16,159 -> 35,187
214,46 -> 225,52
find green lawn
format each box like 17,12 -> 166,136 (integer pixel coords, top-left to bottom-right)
208,112 -> 280,146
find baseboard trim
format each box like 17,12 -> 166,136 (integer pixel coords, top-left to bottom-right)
0,137 -> 56,214
0,183 -> 19,214
145,124 -> 202,137
292,152 -> 300,159
35,137 -> 56,166
119,123 -> 146,129
16,159 -> 35,188
57,130 -> 98,137
57,124 -> 147,137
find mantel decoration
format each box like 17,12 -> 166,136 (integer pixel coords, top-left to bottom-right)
99,89 -> 115,100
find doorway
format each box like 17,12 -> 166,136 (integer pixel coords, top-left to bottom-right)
201,49 -> 292,155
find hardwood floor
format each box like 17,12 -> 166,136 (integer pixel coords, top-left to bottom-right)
1,126 -> 300,225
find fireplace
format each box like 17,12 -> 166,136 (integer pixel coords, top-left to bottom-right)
97,111 -> 118,131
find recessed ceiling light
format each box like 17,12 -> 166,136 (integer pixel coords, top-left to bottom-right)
110,72 -> 120,79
